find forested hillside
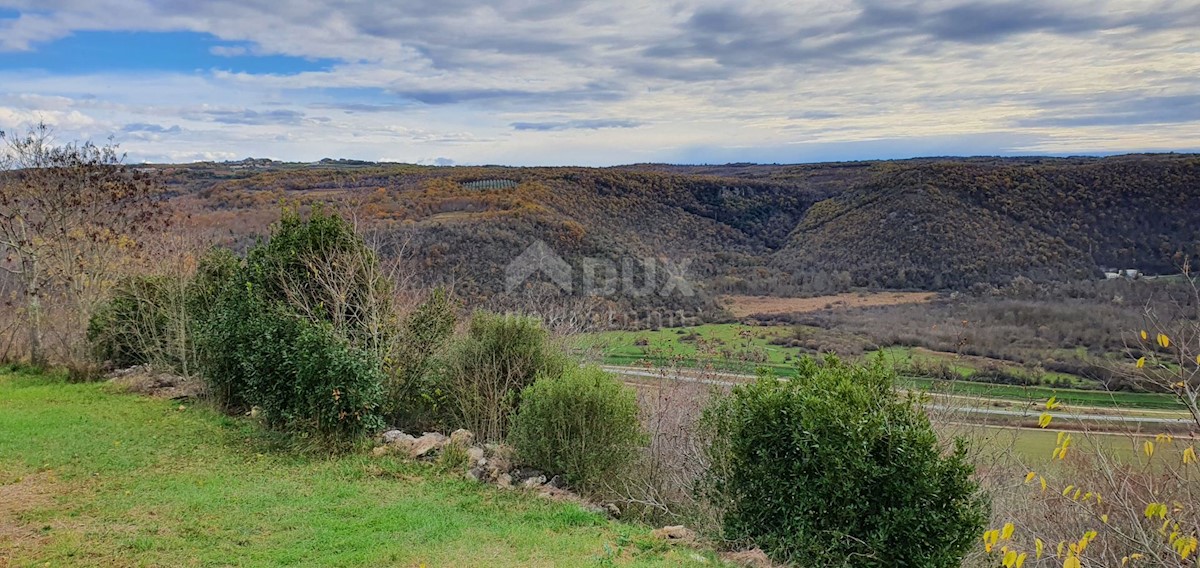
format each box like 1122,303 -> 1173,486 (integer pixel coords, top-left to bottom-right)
158,154 -> 1200,314
775,155 -> 1200,289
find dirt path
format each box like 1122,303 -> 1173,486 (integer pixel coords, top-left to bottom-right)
0,473 -> 54,565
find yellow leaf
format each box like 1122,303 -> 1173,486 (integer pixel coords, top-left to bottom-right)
1184,446 -> 1197,465
1039,413 -> 1053,428
1144,440 -> 1155,459
1001,522 -> 1015,540
1046,395 -> 1060,410
1064,556 -> 1080,568
1035,538 -> 1045,559
1062,485 -> 1074,497
1140,330 -> 1148,340
1196,354 -> 1200,366
1101,514 -> 1109,524
1003,550 -> 1017,568
1158,333 -> 1171,348
1136,357 -> 1146,368
1024,471 -> 1037,483
984,529 -> 1000,553
1039,476 -> 1048,492
1015,552 -> 1027,568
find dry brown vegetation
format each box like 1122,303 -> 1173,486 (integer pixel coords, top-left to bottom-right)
723,291 -> 936,317
0,472 -> 56,564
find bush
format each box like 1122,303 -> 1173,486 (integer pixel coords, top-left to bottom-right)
702,355 -> 989,567
243,206 -> 395,350
440,311 -> 569,442
384,287 -> 457,429
193,208 -> 390,446
509,365 -> 645,494
88,276 -> 173,369
88,272 -> 200,376
287,318 -> 385,440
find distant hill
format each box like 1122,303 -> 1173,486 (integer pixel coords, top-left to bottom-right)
158,154 -> 1200,315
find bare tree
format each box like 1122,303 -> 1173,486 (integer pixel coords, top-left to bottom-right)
0,123 -> 164,366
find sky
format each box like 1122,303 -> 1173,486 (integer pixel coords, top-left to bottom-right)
0,1 -> 1198,166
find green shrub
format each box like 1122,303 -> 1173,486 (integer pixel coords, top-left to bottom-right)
88,276 -> 171,368
186,248 -> 240,329
440,311 -> 569,442
192,208 -> 390,446
384,287 -> 457,429
243,206 -> 395,350
287,318 -> 385,441
702,355 -> 988,567
88,274 -> 197,375
509,365 -> 644,494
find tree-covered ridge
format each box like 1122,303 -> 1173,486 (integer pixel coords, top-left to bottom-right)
776,155 -> 1200,290
153,154 -> 1200,307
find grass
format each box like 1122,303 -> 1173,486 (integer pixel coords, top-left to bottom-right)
0,368 -> 719,567
576,324 -> 1184,411
951,423 -> 1194,464
905,376 -> 1184,410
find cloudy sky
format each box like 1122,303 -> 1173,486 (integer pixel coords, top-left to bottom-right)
1,1 -> 1198,165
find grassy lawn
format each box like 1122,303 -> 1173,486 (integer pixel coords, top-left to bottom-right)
0,368 -> 718,567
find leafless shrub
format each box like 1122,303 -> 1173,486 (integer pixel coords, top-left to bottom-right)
603,364 -> 732,532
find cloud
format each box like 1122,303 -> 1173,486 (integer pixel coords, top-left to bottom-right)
122,122 -> 182,133
1015,94 -> 1200,128
310,102 -> 411,113
390,84 -> 626,106
511,119 -> 642,131
0,0 -> 1195,165
209,45 -> 247,57
185,108 -> 307,125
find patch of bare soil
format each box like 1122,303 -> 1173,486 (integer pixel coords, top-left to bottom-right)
107,366 -> 204,400
724,292 -> 937,318
0,473 -> 54,563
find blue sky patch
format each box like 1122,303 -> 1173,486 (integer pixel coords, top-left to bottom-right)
0,31 -> 338,74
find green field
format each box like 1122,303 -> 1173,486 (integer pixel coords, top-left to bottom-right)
575,324 -> 1184,411
0,368 -> 719,567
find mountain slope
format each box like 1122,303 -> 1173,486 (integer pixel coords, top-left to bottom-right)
161,154 -> 1200,313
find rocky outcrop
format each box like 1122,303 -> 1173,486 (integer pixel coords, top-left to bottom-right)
372,428 -> 621,519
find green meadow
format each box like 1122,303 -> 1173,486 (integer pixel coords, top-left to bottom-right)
574,323 -> 1183,411
0,368 -> 720,567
